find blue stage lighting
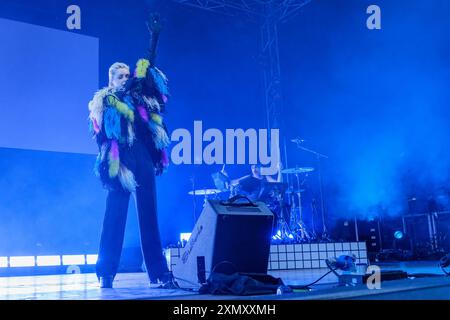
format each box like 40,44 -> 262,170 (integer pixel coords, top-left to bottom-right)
36,255 -> 61,266
62,255 -> 85,266
394,231 -> 404,240
86,254 -> 98,265
0,257 -> 7,268
9,256 -> 35,267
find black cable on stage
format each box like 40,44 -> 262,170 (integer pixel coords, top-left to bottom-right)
169,276 -> 201,292
288,268 -> 337,290
152,271 -> 200,292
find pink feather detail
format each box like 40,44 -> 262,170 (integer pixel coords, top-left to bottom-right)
161,149 -> 169,167
162,95 -> 168,104
93,119 -> 100,133
137,105 -> 149,121
110,140 -> 119,159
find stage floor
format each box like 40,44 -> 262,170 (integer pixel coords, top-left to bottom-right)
0,261 -> 448,300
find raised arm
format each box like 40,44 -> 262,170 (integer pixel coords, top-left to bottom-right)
146,13 -> 162,66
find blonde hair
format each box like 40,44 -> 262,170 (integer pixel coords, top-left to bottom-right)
108,62 -> 130,88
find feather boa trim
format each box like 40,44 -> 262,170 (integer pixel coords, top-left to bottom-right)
151,113 -> 163,125
150,67 -> 169,97
88,89 -> 135,143
143,96 -> 161,112
135,59 -> 150,78
108,140 -> 120,178
118,164 -> 138,192
148,120 -> 170,150
161,149 -> 169,168
88,87 -> 111,130
106,95 -> 134,122
104,107 -> 121,140
95,140 -> 138,192
134,58 -> 169,98
137,100 -> 169,150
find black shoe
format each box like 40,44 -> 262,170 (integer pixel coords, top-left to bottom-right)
149,271 -> 170,284
149,272 -> 179,289
157,280 -> 179,289
99,276 -> 114,288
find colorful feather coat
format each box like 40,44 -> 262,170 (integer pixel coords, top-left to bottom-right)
88,59 -> 170,192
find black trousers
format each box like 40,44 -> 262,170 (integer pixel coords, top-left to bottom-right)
96,141 -> 168,282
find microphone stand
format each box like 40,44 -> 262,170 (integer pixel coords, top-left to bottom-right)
292,141 -> 332,242
190,175 -> 197,223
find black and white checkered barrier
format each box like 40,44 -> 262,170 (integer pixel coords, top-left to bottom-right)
268,242 -> 368,270
165,241 -> 368,271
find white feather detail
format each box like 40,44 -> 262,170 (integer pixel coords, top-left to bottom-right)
118,165 -> 138,192
143,96 -> 160,112
154,125 -> 170,149
127,122 -> 135,146
88,87 -> 111,129
100,143 -> 109,161
154,67 -> 168,82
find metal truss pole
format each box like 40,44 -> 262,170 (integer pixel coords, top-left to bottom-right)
172,0 -> 311,132
260,3 -> 282,134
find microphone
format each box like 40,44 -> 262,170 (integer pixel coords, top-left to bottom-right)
291,138 -> 305,144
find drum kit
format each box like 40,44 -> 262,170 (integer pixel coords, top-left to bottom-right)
187,165 -> 331,243
267,167 -> 317,243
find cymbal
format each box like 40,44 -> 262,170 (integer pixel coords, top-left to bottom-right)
281,167 -> 314,174
188,189 -> 223,196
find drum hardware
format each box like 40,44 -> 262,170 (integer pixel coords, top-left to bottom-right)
266,183 -> 294,243
271,191 -> 293,243
309,199 -> 319,241
284,171 -> 311,243
188,188 -> 225,207
291,139 -> 332,242
281,167 -> 315,174
188,189 -> 224,196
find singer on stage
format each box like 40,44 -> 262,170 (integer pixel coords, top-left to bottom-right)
87,16 -> 171,288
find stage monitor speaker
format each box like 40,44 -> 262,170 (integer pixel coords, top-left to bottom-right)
172,199 -> 274,288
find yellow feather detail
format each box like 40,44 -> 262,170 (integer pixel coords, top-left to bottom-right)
151,113 -> 162,125
106,95 -> 134,122
106,95 -> 116,106
115,100 -> 134,122
108,158 -> 120,178
136,59 -> 150,78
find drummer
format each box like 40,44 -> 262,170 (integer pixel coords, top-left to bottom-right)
224,163 -> 282,201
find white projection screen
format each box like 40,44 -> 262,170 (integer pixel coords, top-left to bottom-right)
0,18 -> 98,155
